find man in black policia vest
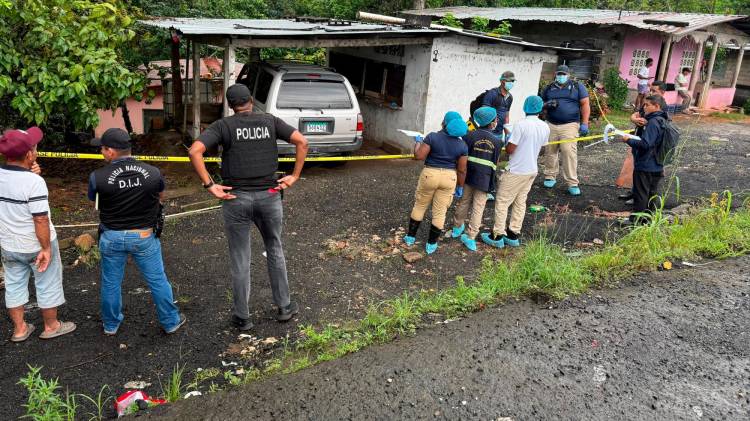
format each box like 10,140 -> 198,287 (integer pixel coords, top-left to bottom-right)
188,84 -> 309,331
88,128 -> 185,336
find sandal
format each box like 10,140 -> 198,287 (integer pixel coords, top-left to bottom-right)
10,323 -> 35,342
39,321 -> 77,339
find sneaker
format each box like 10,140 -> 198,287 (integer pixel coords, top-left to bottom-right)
425,242 -> 438,254
486,193 -> 495,201
568,186 -> 581,196
480,232 -> 505,248
230,315 -> 254,331
165,313 -> 187,334
276,301 -> 299,322
460,234 -> 477,252
543,179 -> 556,188
502,231 -> 521,247
451,224 -> 465,238
403,235 -> 416,246
625,198 -> 634,206
618,192 -> 633,200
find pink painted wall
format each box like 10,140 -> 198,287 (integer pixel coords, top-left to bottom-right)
95,92 -> 164,137
665,37 -> 699,83
704,87 -> 736,108
619,31 -> 663,89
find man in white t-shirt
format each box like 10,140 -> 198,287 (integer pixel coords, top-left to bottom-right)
675,67 -> 692,113
635,57 -> 654,110
0,127 -> 76,342
482,96 -> 550,248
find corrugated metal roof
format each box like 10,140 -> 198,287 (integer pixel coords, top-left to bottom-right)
139,18 -> 442,37
403,7 -> 747,36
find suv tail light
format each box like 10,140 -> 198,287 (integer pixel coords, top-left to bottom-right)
356,113 -> 363,135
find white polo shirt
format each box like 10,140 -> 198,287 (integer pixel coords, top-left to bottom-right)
0,165 -> 57,253
507,115 -> 550,175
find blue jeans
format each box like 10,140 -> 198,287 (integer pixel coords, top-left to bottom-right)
98,230 -> 180,331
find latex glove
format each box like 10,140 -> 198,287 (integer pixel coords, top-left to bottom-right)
454,186 -> 464,199
414,135 -> 424,143
579,123 -> 589,136
505,131 -> 512,143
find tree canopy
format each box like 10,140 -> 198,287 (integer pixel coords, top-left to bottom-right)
0,0 -> 144,130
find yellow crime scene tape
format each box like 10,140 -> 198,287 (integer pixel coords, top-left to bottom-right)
36,130 -> 628,163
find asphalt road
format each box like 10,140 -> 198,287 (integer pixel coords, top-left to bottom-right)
151,255 -> 750,421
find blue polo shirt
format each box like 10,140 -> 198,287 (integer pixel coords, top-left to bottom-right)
424,130 -> 468,170
541,81 -> 589,125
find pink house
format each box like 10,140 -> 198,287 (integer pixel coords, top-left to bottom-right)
406,7 -> 750,110
94,58 -> 242,137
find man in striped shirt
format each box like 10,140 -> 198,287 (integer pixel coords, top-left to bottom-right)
0,127 -> 75,342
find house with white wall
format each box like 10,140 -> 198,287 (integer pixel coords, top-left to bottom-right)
138,17 -> 590,152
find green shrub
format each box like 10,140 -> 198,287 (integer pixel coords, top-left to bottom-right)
471,16 -> 489,32
743,98 -> 750,115
602,68 -> 629,110
438,13 -> 463,28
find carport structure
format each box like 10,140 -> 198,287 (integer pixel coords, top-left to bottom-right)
139,18 -> 443,139
138,17 -> 595,150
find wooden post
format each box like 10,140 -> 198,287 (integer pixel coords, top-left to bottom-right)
192,43 -> 201,139
688,40 -> 704,93
223,43 -> 237,117
657,36 -> 673,81
412,0 -> 425,10
699,37 -> 719,108
731,44 -> 746,89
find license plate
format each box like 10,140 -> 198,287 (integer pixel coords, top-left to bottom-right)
305,122 -> 329,134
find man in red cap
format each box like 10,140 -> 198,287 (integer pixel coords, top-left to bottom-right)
0,127 -> 76,342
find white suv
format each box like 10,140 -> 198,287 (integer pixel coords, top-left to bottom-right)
236,61 -> 363,155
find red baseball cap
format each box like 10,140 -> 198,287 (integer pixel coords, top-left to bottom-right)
0,127 -> 43,159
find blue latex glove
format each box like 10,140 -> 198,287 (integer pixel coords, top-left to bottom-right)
579,123 -> 589,136
454,186 -> 464,199
414,135 -> 424,143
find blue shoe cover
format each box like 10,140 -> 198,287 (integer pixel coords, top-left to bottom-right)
451,224 -> 465,238
502,236 -> 521,247
543,179 -> 556,188
403,235 -> 416,246
425,242 -> 438,254
568,186 -> 581,196
460,234 -> 477,251
480,232 -> 504,248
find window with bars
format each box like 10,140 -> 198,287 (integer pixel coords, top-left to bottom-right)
628,49 -> 651,76
679,50 -> 697,72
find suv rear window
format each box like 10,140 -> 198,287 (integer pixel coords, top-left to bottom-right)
276,80 -> 353,109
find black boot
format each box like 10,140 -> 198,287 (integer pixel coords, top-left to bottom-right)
426,225 -> 442,254
407,218 -> 421,238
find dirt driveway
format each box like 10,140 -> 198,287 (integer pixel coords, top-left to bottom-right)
0,117 -> 748,419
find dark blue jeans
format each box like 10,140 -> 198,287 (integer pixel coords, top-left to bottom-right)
222,190 -> 290,320
99,230 -> 180,332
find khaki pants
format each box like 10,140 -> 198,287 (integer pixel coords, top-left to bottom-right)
677,90 -> 691,110
492,172 -> 536,236
410,167 -> 457,230
452,185 -> 488,239
543,122 -> 580,187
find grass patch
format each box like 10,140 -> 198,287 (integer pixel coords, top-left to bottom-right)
19,366 -> 112,421
709,112 -> 748,121
160,364 -> 185,403
590,109 -> 633,134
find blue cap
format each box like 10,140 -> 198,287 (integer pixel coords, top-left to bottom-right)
445,119 -> 468,137
523,95 -> 544,115
473,106 -> 497,128
443,111 -> 462,125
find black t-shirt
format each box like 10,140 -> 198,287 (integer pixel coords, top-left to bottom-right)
198,112 -> 296,191
88,158 -> 165,231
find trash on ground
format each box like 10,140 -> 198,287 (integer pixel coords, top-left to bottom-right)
123,380 -> 151,389
529,205 -> 547,213
592,238 -> 604,245
184,391 -> 202,399
661,261 -> 673,271
221,360 -> 238,367
592,365 -> 607,384
115,390 -> 165,417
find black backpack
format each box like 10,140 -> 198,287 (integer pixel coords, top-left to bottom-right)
469,88 -> 511,117
655,117 -> 680,165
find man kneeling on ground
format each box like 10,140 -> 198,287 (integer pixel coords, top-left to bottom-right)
619,95 -> 668,224
482,96 -> 549,248
450,106 -> 502,251
1,127 -> 76,341
88,128 -> 185,335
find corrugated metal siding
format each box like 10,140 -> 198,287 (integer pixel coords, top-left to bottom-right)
404,7 -> 747,36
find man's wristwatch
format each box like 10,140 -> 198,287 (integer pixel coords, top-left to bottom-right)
203,181 -> 214,189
